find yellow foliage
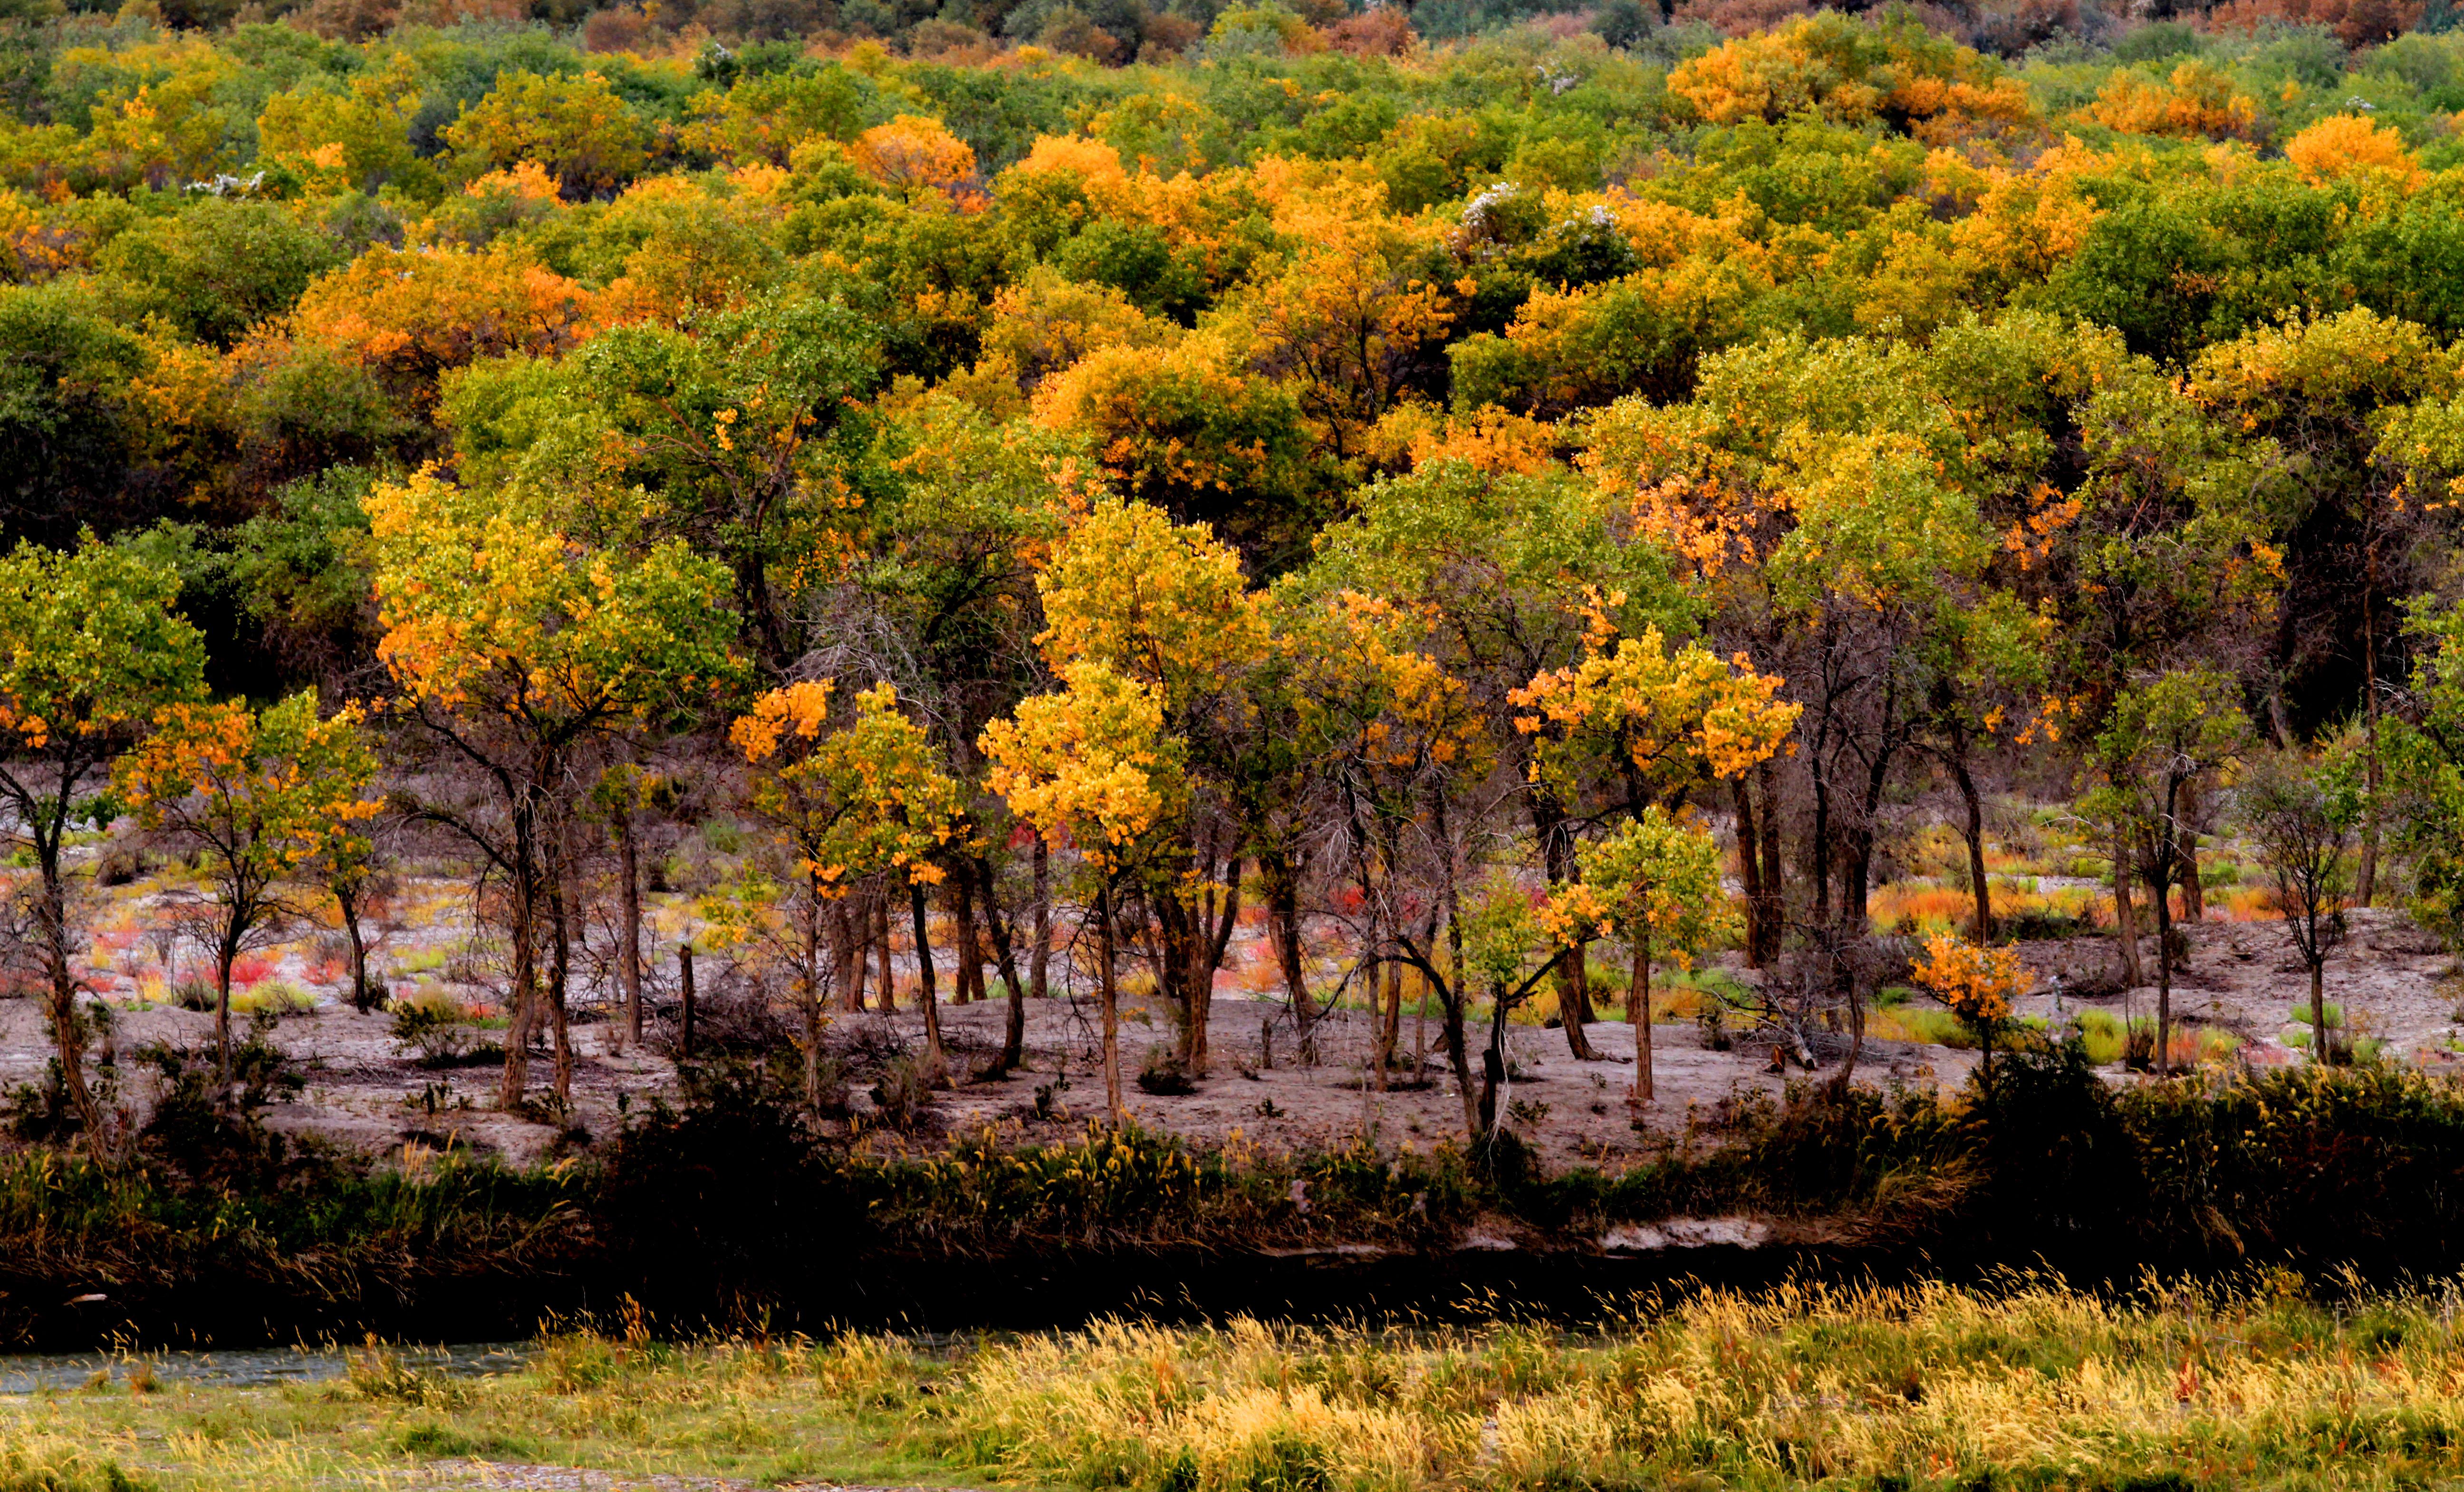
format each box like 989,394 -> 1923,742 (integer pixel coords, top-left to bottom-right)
2086,62 -> 2260,141
850,115 -> 983,208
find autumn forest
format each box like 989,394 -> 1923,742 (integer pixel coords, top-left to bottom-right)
15,0 -> 2464,1468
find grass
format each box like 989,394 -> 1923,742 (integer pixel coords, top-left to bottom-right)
31,1278 -> 2464,1489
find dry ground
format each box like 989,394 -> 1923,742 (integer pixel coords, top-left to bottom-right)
0,852 -> 2455,1168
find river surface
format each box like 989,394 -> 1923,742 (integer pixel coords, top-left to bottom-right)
0,1341 -> 531,1393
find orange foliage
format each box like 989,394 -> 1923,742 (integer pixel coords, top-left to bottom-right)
850,115 -> 984,210
2086,62 -> 2260,141
287,245 -> 597,401
1666,13 -> 2034,138
2284,112 -> 2424,189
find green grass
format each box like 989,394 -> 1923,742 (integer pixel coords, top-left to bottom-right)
2290,1001 -> 2347,1028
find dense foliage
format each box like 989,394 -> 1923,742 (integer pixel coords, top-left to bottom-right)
11,0 -> 2464,1144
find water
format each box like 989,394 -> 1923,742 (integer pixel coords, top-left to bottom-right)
0,1341 -> 530,1394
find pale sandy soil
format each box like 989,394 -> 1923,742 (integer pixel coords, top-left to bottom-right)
0,855 -> 2454,1169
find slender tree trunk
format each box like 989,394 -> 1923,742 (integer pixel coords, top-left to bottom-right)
1097,883 -> 1122,1120
2360,544 -> 2383,905
1376,955 -> 1400,1090
875,891 -> 895,1014
2181,830 -> 2205,922
1951,742 -> 1992,944
1030,839 -> 1050,1003
2111,827 -> 2143,989
910,880 -> 943,1069
832,899 -> 862,1015
952,874 -> 981,1007
802,880 -> 825,1109
2310,958 -> 2329,1065
1734,777 -> 1768,969
974,857 -> 1026,1074
678,942 -> 696,1061
1533,793 -> 1599,1059
2154,826 -> 2175,1078
1263,845 -> 1318,1061
36,848 -> 104,1150
1629,937 -> 1653,1106
1756,756 -> 1785,965
617,807 -> 643,1049
214,940 -> 235,1084
1436,798 -> 1477,1140
498,801 -> 539,1109
337,883 -> 371,1013
547,853 -> 573,1106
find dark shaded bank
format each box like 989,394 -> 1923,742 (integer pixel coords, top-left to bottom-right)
11,1047 -> 2464,1348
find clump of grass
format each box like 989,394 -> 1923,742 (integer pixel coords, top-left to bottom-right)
2290,1001 -> 2346,1028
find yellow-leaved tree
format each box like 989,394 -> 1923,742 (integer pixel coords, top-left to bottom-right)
982,660 -> 1188,1119
0,541 -> 207,1150
1028,495 -> 1270,1075
115,694 -> 380,1079
1545,808 -> 1734,1108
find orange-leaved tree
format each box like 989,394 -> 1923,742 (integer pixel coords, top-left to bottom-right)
1913,931 -> 2030,1075
367,466 -> 741,1108
731,679 -> 967,1097
115,694 -> 379,1079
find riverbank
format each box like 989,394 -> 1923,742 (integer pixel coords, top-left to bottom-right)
13,1046 -> 2464,1350
18,1276 -> 2464,1490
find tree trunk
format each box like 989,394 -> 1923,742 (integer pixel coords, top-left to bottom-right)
974,856 -> 1026,1075
1533,793 -> 1599,1059
498,801 -> 539,1109
1756,756 -> 1785,965
2180,830 -> 2205,922
2360,544 -> 2382,905
1030,839 -> 1050,1003
679,941 -> 696,1061
1434,793 -> 1477,1139
1262,845 -> 1317,1061
2154,859 -> 2174,1079
1628,937 -> 1653,1106
875,891 -> 895,1014
547,853 -> 573,1106
910,880 -> 943,1069
2111,828 -> 2143,989
1951,745 -> 1992,944
952,873 -> 981,1006
832,899 -> 862,1015
1376,955 -> 1400,1090
1734,776 -> 1769,969
802,879 -> 825,1109
1097,884 -> 1122,1119
617,806 -> 643,1048
35,851 -> 104,1151
337,883 -> 371,1014
214,940 -> 235,1084
2310,957 -> 2329,1066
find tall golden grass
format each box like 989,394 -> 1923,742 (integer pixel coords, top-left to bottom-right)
818,1278 -> 2464,1490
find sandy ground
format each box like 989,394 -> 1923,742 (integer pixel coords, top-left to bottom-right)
0,855 -> 2454,1169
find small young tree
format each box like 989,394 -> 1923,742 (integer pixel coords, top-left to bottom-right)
2243,748 -> 2358,1063
1546,808 -> 1734,1108
2089,668 -> 2247,1076
115,694 -> 380,1079
1913,931 -> 2031,1077
0,540 -> 207,1147
732,679 -> 967,1104
983,660 -> 1189,1121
